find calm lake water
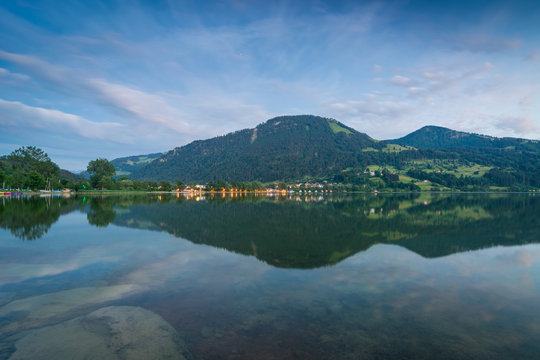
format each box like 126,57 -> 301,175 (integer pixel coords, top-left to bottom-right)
0,193 -> 539,359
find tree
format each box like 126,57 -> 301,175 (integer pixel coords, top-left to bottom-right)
8,146 -> 60,179
176,180 -> 186,190
87,198 -> 116,227
87,158 -> 116,189
24,171 -> 46,190
4,146 -> 60,188
159,180 -> 173,191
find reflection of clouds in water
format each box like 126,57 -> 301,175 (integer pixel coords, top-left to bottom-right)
494,248 -> 536,268
0,226 -> 194,286
122,246 -> 269,290
0,249 -> 119,286
312,244 -> 540,315
438,245 -> 540,292
333,244 -> 432,286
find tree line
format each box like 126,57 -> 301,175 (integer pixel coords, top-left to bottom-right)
1,145 -> 539,193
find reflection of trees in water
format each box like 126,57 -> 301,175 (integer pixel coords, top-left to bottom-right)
86,198 -> 116,227
12,223 -> 52,241
0,194 -> 165,240
0,197 -> 80,240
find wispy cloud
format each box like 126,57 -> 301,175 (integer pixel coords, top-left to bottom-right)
390,75 -> 414,87
0,67 -> 29,83
0,50 -> 191,135
325,58 -> 539,139
492,115 -> 536,135
330,96 -> 417,119
450,34 -> 521,54
87,79 -> 190,134
0,99 -> 129,142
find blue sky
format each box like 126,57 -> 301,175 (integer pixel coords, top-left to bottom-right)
1,0 -> 539,171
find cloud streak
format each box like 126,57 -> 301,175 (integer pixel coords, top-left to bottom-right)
0,50 -> 191,135
0,99 -> 129,142
0,67 -> 29,83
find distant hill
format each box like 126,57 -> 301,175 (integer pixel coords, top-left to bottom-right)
110,153 -> 163,177
59,169 -> 85,182
391,125 -> 538,151
133,115 -> 377,182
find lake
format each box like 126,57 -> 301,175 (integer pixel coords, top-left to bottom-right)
0,193 -> 539,359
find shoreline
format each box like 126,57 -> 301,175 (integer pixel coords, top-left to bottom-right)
2,189 -> 538,197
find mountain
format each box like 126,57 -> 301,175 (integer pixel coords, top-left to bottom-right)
133,115 -> 377,182
391,125 -> 539,151
110,153 -> 163,177
116,115 -> 538,189
59,169 -> 85,182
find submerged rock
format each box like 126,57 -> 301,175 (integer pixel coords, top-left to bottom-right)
0,285 -> 139,335
8,306 -> 188,360
0,293 -> 15,307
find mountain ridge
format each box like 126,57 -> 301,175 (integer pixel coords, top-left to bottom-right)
390,125 -> 537,149
123,115 -> 539,187
133,115 -> 379,182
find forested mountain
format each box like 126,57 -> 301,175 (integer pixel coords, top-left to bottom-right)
133,115 -> 377,182
386,125 -> 540,188
118,115 -> 539,190
391,125 -> 539,150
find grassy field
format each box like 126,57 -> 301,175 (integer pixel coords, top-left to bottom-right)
381,144 -> 414,153
398,174 -> 416,182
125,156 -> 157,166
328,121 -> 352,134
365,164 -> 398,172
404,159 -> 491,177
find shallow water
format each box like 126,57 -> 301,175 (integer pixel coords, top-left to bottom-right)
0,193 -> 539,359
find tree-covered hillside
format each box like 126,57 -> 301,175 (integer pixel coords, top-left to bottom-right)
133,115 -> 377,182
110,153 -> 163,177
386,125 -> 540,189
391,125 -> 539,150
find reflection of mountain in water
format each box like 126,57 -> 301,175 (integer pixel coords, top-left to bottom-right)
1,194 -> 539,268
112,194 -> 540,268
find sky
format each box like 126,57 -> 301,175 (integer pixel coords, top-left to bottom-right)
0,0 -> 539,171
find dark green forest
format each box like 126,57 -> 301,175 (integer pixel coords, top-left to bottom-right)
134,115 -> 378,182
